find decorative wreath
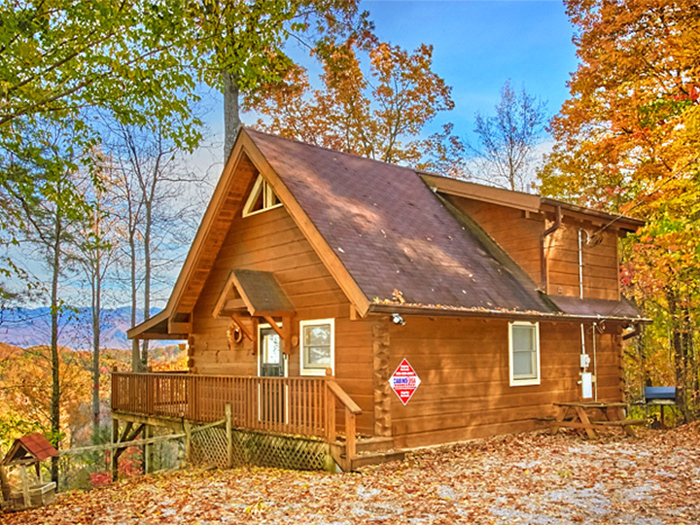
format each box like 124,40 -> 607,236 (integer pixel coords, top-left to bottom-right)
226,320 -> 243,349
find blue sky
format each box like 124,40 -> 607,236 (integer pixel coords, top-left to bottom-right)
360,0 -> 578,139
196,1 -> 579,173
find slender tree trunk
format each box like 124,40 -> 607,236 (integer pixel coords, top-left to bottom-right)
91,244 -> 101,438
668,292 -> 690,421
50,213 -> 63,485
223,71 -> 242,162
129,229 -> 142,372
140,199 -> 152,370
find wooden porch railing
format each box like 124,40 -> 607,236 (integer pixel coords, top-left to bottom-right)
111,372 -> 361,461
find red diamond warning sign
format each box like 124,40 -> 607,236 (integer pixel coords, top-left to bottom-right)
389,358 -> 421,405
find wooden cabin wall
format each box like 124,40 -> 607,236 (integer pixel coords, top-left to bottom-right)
189,205 -> 375,434
446,196 -> 620,301
546,221 -> 619,300
385,316 -> 623,449
447,196 -> 544,285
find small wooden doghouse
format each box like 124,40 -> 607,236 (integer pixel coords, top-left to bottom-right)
1,433 -> 57,510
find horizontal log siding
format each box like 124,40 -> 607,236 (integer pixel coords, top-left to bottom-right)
546,222 -> 619,300
388,317 -> 623,448
448,197 -> 621,301
190,205 -> 374,434
448,197 -> 544,285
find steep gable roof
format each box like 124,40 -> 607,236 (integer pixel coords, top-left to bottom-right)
129,129 -> 646,340
246,129 -> 551,315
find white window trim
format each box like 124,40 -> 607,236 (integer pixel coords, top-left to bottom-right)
242,176 -> 282,217
299,318 -> 335,377
508,321 -> 541,387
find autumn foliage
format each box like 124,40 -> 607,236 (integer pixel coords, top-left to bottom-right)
244,39 -> 465,174
540,0 -> 700,414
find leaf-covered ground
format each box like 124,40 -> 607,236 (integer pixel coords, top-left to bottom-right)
3,425 -> 700,524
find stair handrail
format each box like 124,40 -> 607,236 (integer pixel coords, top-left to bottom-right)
325,379 -> 361,462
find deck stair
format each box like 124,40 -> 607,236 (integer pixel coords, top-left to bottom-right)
331,436 -> 406,471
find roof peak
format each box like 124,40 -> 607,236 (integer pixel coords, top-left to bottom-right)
244,127 -> 419,176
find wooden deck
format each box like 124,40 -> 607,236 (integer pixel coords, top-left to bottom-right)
111,372 -> 363,470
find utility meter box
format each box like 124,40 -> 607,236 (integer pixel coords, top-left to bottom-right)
580,353 -> 591,369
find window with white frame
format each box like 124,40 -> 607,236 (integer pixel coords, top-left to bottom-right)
242,175 -> 281,217
509,321 -> 540,386
299,319 -> 334,376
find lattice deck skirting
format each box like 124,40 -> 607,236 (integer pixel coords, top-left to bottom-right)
189,423 -> 333,472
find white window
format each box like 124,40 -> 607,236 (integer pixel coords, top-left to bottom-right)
242,175 -> 281,217
509,321 -> 540,386
299,319 -> 334,376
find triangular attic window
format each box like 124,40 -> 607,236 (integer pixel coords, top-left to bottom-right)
242,175 -> 281,217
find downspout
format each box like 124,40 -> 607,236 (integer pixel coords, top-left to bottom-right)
578,228 -> 592,399
578,228 -> 591,299
540,205 -> 562,291
592,322 -> 598,401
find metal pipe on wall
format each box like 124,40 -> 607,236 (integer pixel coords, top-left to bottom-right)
578,228 -> 591,299
592,322 -> 598,401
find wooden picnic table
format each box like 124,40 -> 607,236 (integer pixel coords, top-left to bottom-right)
549,402 -> 646,439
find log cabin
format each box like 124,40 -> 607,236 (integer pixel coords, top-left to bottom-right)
114,128 -> 646,471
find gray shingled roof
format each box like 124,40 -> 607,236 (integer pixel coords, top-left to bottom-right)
248,129 -> 553,315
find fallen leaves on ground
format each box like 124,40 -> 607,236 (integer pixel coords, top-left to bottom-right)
3,425 -> 700,524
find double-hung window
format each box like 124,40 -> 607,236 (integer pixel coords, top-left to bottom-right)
299,319 -> 334,376
509,321 -> 540,386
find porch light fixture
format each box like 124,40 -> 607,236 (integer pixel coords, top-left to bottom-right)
391,313 -> 406,326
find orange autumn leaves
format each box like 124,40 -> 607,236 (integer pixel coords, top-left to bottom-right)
244,40 -> 462,173
540,0 -> 700,406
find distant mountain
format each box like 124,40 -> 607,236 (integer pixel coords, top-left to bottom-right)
0,307 -> 168,350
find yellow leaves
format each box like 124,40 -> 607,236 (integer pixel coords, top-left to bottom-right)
244,499 -> 267,516
245,37 -> 457,166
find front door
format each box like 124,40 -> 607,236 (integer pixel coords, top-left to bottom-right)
258,325 -> 286,424
259,326 -> 284,377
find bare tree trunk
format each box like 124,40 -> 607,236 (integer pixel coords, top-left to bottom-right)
91,241 -> 101,437
140,196 -> 152,370
223,71 -> 242,162
50,211 -> 63,485
129,228 -> 142,372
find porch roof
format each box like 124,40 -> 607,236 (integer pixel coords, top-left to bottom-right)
230,269 -> 295,316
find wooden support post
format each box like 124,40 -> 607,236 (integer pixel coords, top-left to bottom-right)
0,464 -> 10,504
282,317 -> 293,356
345,410 -> 357,460
20,465 -> 30,508
326,379 -> 336,443
225,404 -> 233,468
110,418 -> 119,482
251,318 -> 258,354
144,425 -> 154,475
184,422 -> 192,464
